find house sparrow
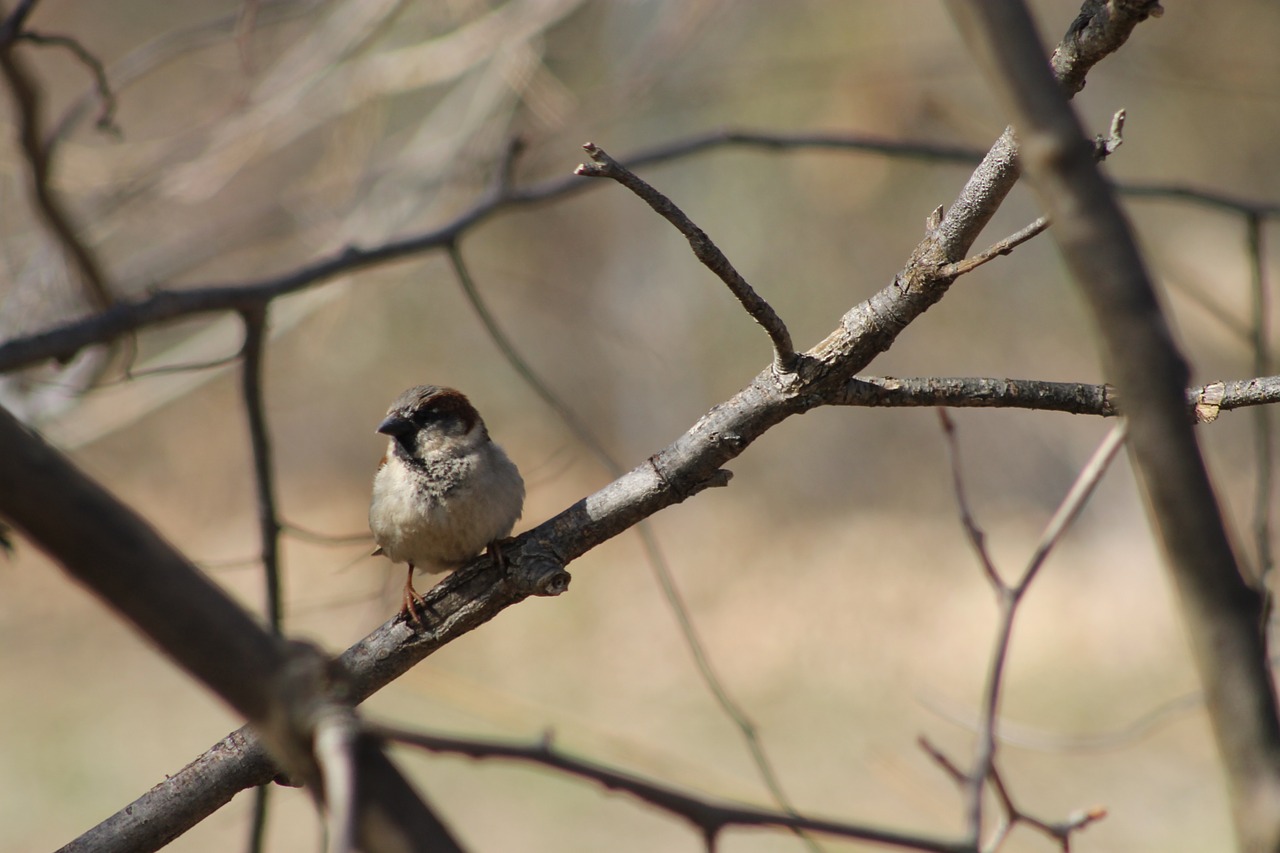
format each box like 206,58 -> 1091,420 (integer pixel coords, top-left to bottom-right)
369,385 -> 524,624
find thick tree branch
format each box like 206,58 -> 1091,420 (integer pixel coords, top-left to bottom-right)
0,406 -> 462,853
943,3 -> 1280,852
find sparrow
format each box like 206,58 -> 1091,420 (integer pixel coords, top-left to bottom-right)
369,385 -> 525,624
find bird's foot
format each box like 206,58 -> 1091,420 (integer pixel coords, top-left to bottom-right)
399,566 -> 435,629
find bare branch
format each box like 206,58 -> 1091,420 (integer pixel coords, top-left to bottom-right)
1120,181 -> 1280,218
939,417 -> 1126,846
16,29 -> 119,135
834,375 -> 1280,419
574,142 -> 797,373
0,25 -> 112,311
1020,423 -> 1128,595
938,410 -> 1003,590
986,765 -> 1106,851
239,307 -> 283,633
941,216 -> 1050,278
372,725 -> 969,853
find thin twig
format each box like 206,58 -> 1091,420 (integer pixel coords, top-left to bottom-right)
918,737 -> 1105,853
941,216 -> 1050,278
937,409 -> 1006,840
240,307 -> 283,633
0,31 -> 112,311
245,789 -> 268,853
575,142 -> 797,374
17,30 -> 119,134
938,418 -> 1127,847
937,411 -> 1002,588
102,353 -> 242,383
1019,423 -> 1128,594
986,765 -> 1107,852
917,736 -> 967,785
971,424 -> 1126,849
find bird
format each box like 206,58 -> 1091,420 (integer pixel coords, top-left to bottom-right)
369,385 -> 525,625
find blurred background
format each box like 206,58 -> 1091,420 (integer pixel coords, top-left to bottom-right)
2,1 -> 1278,850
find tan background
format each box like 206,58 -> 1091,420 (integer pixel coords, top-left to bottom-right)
2,1 -> 1278,850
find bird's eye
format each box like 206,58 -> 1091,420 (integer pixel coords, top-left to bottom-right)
413,406 -> 455,428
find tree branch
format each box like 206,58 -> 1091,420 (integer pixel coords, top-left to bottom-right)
0,14 -> 112,311
943,3 -> 1280,851
0,405 -> 465,853
372,725 -> 969,853
834,374 -> 1280,419
575,142 -> 798,373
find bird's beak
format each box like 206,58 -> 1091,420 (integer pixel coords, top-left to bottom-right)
377,414 -> 414,437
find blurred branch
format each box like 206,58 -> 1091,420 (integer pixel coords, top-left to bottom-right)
239,307 -> 283,634
0,18 -> 112,311
238,306 -> 282,853
0,0 -> 37,42
371,725 -> 968,853
46,0 -> 318,150
314,710 -> 359,853
575,142 -> 798,373
919,737 -> 1105,853
1120,181 -> 1280,218
944,3 -> 1280,852
939,415 -> 1125,845
16,29 -> 119,134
